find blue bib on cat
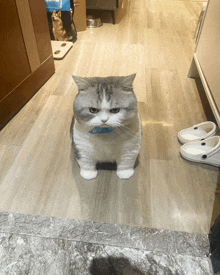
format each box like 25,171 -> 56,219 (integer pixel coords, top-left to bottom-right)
89,127 -> 114,134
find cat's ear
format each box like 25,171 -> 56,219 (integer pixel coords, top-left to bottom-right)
72,75 -> 90,91
120,73 -> 136,89
52,10 -> 56,15
58,11 -> 61,17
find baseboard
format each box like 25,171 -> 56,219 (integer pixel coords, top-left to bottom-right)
193,54 -> 220,129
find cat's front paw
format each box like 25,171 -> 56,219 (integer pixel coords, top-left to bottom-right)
80,169 -> 98,180
117,169 -> 134,179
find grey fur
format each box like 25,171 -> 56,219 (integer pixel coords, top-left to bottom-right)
72,74 -> 137,124
71,74 -> 141,179
70,116 -> 80,160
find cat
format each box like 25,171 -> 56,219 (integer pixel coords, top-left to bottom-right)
71,74 -> 142,180
52,10 -> 72,41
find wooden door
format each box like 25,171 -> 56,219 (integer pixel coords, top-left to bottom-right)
73,0 -> 87,31
0,0 -> 31,103
196,0 -> 220,114
0,0 -> 55,130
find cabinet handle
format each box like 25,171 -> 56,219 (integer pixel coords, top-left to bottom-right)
74,2 -> 80,7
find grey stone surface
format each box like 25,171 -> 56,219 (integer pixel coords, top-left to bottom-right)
0,211 -> 214,274
0,212 -> 210,257
0,233 -> 214,275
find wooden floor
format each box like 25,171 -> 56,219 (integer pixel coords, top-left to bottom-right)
0,0 -> 218,235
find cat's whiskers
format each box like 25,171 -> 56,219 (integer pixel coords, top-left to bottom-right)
118,126 -> 136,137
114,128 -> 128,140
120,124 -> 135,133
113,122 -> 136,137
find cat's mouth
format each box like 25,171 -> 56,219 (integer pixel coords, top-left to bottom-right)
91,123 -> 111,128
100,124 -> 109,127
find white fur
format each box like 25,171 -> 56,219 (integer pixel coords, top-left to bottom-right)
117,169 -> 134,179
73,113 -> 141,180
80,169 -> 98,180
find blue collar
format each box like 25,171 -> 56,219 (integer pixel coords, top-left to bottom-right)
89,127 -> 114,134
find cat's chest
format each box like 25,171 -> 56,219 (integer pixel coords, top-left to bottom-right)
91,133 -> 121,160
74,127 -> 123,160
91,130 -> 120,147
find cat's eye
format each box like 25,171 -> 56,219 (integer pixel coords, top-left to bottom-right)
110,108 -> 120,114
89,108 -> 99,113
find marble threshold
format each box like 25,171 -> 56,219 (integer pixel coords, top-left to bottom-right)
0,211 -> 214,274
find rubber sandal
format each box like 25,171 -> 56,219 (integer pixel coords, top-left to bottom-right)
180,136 -> 220,167
178,121 -> 217,144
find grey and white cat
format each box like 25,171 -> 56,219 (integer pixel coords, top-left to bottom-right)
71,74 -> 141,180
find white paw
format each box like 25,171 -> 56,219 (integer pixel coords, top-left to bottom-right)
80,169 -> 98,180
117,169 -> 134,179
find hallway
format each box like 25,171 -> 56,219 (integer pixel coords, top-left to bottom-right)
0,0 -> 218,235
1,0 -> 219,273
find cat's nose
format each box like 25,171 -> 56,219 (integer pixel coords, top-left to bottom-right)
101,119 -> 108,123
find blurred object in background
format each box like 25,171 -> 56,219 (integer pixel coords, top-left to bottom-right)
45,0 -> 77,42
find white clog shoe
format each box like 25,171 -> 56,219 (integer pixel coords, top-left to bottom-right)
180,136 -> 220,167
178,121 -> 217,144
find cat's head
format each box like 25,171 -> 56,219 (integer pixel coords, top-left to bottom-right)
72,74 -> 138,128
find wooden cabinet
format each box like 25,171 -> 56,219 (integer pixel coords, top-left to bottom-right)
86,0 -> 127,24
72,0 -> 127,29
188,0 -> 220,128
86,0 -> 118,24
0,0 -> 31,103
86,0 -> 118,10
0,0 -> 55,130
73,0 -> 87,31
190,1 -> 220,268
